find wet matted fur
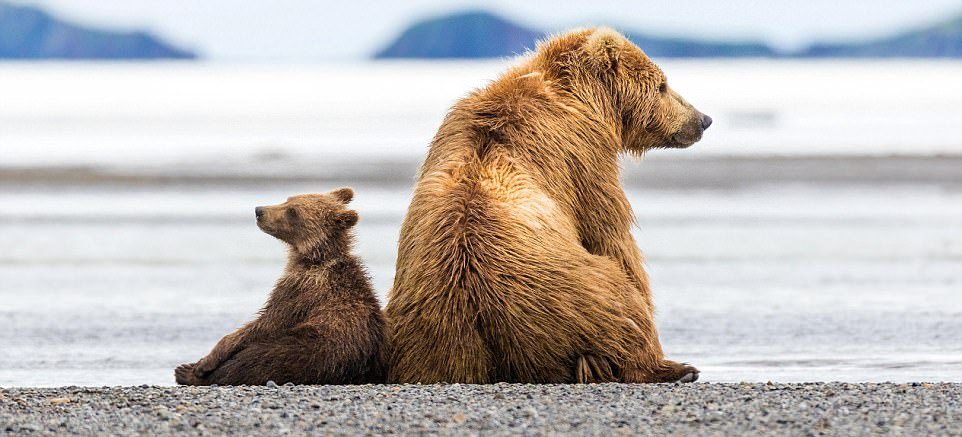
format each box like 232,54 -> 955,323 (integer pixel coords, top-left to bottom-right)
385,28 -> 710,383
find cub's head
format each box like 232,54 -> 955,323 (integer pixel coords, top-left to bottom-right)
540,28 -> 712,152
255,187 -> 358,255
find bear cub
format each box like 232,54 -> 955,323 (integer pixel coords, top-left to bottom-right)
175,187 -> 387,385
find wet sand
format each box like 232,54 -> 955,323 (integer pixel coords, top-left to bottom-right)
2,155 -> 961,188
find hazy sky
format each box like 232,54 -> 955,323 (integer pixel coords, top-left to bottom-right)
11,0 -> 962,60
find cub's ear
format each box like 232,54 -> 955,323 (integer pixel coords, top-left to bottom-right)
583,27 -> 625,71
337,210 -> 359,227
330,187 -> 354,204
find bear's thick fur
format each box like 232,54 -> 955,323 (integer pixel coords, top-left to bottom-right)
385,28 -> 711,383
175,188 -> 387,385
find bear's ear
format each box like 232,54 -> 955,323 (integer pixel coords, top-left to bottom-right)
583,27 -> 625,72
330,187 -> 354,204
337,210 -> 359,227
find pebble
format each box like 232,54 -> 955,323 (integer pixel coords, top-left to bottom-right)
1,383 -> 959,435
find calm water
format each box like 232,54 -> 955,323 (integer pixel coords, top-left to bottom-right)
1,61 -> 961,386
1,60 -> 962,167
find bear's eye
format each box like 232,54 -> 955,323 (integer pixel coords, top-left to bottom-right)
286,208 -> 298,220
658,82 -> 667,94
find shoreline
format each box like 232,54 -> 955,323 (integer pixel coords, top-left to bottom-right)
2,154 -> 961,189
2,383 -> 960,435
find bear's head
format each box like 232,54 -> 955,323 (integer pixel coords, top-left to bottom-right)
255,187 -> 358,257
540,28 -> 712,152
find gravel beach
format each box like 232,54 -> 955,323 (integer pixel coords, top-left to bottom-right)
2,383 -> 959,435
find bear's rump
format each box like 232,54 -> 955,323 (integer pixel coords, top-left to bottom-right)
464,238 -> 642,380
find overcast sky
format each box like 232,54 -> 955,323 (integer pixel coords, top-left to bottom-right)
11,0 -> 962,60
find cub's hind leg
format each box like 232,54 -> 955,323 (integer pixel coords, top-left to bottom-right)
203,337 -> 320,385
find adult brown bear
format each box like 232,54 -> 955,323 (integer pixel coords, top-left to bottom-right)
386,28 -> 711,383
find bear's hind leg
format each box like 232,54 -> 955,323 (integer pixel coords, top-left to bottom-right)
654,360 -> 700,383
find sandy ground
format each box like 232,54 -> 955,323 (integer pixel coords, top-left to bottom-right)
1,383 -> 960,435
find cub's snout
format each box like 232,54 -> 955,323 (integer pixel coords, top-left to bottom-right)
254,205 -> 278,237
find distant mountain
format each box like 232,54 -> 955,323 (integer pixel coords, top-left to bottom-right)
375,11 -> 774,59
800,14 -> 962,57
375,11 -> 541,59
622,32 -> 775,58
375,10 -> 962,59
0,2 -> 194,60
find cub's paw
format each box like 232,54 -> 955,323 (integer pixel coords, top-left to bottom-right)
175,363 -> 204,385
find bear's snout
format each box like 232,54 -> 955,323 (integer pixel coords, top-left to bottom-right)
668,112 -> 709,148
255,207 -> 265,219
701,114 -> 713,130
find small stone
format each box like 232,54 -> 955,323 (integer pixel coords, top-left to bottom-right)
266,381 -> 278,388
153,406 -> 175,421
